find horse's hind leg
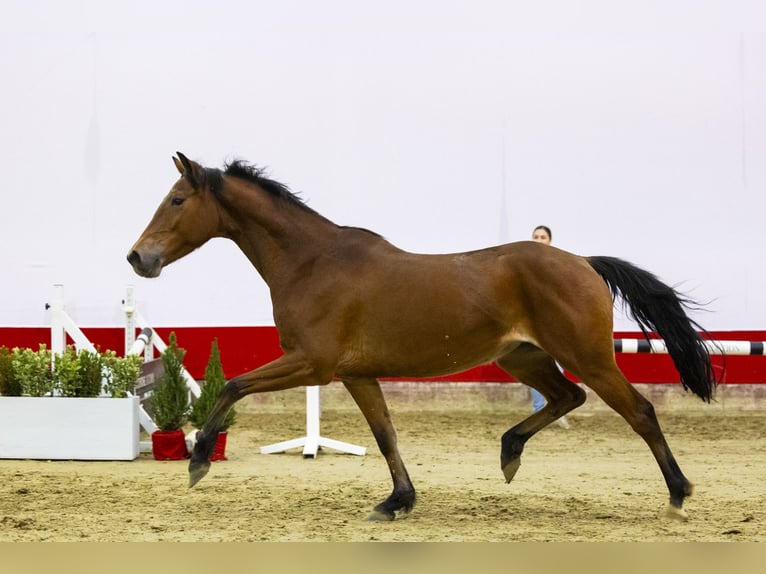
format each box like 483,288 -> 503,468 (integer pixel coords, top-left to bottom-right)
496,345 -> 586,483
342,377 -> 415,521
580,363 -> 693,520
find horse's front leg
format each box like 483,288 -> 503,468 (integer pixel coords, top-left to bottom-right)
189,354 -> 328,487
342,377 -> 415,521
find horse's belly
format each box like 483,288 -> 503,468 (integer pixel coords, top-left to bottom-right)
336,331 -> 522,379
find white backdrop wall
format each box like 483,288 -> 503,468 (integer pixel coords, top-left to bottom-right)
1,0 -> 764,331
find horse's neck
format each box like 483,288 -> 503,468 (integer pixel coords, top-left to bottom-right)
220,181 -> 337,284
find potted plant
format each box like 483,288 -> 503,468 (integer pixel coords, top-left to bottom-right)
0,345 -> 141,460
188,338 -> 236,461
147,332 -> 191,460
101,350 -> 143,398
0,346 -> 22,397
12,344 -> 55,397
53,346 -> 103,397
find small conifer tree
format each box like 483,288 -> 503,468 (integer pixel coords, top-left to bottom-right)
149,332 -> 190,432
189,338 -> 236,431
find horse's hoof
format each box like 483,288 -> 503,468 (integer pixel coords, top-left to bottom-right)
502,458 -> 521,483
188,460 -> 211,488
366,509 -> 396,522
662,504 -> 689,522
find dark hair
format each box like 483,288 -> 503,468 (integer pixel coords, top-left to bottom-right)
223,159 -> 320,215
533,225 -> 552,240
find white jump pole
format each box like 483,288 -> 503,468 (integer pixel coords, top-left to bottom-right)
124,325 -> 159,440
127,327 -> 153,356
260,385 -> 366,458
614,339 -> 765,355
134,313 -> 201,399
123,285 -> 201,399
49,284 -> 98,356
124,285 -> 138,359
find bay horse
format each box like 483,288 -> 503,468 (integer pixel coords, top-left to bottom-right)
127,153 -> 717,521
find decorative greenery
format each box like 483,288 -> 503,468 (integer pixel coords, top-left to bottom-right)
189,338 -> 236,431
102,351 -> 143,398
76,347 -> 104,397
0,346 -> 22,396
11,345 -> 55,397
53,346 -> 103,398
52,345 -> 81,397
0,344 -> 144,399
148,332 -> 190,432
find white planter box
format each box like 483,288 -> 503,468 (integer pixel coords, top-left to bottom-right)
0,396 -> 140,460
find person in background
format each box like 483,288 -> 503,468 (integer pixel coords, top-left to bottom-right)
529,225 -> 570,429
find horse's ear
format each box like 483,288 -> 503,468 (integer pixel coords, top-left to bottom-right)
174,152 -> 205,189
172,155 -> 184,175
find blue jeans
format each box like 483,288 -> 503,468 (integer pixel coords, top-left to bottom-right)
531,388 -> 546,413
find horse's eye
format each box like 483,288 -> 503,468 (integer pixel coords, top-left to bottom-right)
171,197 -> 185,206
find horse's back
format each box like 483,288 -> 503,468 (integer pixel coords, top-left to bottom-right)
323,236 -> 614,377
325,233 -> 609,323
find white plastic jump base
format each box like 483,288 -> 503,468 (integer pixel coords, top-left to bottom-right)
260,386 -> 366,458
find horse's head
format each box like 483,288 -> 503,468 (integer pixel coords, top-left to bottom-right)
127,153 -> 223,278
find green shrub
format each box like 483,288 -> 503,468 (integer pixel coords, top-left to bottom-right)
52,345 -> 81,397
52,346 -> 104,398
102,351 -> 143,398
148,332 -> 190,431
189,338 -> 236,431
0,346 -> 22,396
76,348 -> 104,397
1,345 -> 144,399
12,345 -> 54,397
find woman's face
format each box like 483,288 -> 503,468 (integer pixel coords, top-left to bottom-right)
532,228 -> 551,245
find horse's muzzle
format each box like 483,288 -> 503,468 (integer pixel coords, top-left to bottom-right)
127,249 -> 162,278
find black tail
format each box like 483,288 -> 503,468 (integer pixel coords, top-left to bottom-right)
587,256 -> 717,402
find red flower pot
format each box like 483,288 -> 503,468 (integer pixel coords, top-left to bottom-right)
151,430 -> 189,460
210,432 -> 228,461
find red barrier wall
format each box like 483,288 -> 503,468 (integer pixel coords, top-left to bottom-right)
1,327 -> 764,384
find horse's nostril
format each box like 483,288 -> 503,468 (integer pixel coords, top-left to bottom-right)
127,250 -> 141,266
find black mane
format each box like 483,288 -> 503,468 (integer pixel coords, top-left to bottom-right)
223,160 -> 314,212
221,158 -> 382,238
